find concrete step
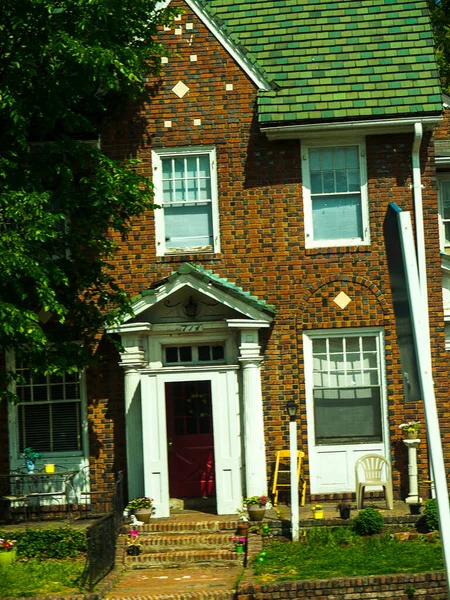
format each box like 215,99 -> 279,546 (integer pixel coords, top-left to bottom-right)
125,548 -> 245,568
128,519 -> 239,534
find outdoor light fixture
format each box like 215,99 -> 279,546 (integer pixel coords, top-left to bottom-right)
184,296 -> 198,318
286,400 -> 298,421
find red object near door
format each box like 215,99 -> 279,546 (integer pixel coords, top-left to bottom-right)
166,380 -> 215,498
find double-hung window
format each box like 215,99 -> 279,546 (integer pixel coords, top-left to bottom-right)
152,146 -> 220,255
302,141 -> 369,247
309,332 -> 383,445
438,177 -> 450,254
15,366 -> 83,454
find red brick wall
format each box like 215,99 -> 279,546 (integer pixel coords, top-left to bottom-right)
96,0 -> 448,502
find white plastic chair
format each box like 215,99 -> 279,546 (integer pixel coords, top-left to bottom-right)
355,454 -> 393,510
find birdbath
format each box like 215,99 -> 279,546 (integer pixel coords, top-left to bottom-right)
403,438 -> 421,504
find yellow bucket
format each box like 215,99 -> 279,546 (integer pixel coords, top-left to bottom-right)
45,464 -> 55,474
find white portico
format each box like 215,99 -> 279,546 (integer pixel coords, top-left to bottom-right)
109,263 -> 275,517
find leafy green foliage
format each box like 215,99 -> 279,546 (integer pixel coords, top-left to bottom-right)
0,527 -> 86,559
0,0 -> 179,393
0,558 -> 85,597
424,498 -> 439,531
428,0 -> 450,93
352,507 -> 384,536
253,529 -> 443,582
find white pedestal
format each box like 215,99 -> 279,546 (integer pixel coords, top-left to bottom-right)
403,438 -> 421,504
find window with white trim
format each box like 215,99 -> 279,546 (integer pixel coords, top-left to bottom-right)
302,141 -> 369,248
309,332 -> 383,445
438,177 -> 450,254
152,146 -> 220,255
15,366 -> 83,454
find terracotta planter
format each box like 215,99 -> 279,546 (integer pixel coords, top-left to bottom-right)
134,508 -> 152,523
0,550 -> 16,567
236,522 -> 249,537
247,505 -> 266,522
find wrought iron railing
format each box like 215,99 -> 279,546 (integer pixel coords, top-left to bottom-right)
83,471 -> 125,591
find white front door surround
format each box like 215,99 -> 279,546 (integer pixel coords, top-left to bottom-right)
113,317 -> 271,517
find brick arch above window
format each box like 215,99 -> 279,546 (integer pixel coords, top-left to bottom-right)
298,274 -> 390,328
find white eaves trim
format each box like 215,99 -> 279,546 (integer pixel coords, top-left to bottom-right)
261,115 -> 442,140
157,0 -> 271,90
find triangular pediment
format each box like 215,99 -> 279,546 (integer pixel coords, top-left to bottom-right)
125,263 -> 275,325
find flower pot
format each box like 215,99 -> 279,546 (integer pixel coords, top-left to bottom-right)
134,508 -> 152,523
247,505 -> 266,522
25,458 -> 36,473
237,523 -> 249,537
406,431 -> 418,440
235,545 -> 245,553
127,545 -> 141,556
410,503 -> 422,515
0,550 -> 16,567
313,509 -> 324,520
339,507 -> 351,520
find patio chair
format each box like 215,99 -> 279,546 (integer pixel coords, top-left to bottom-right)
272,450 -> 306,507
355,454 -> 393,510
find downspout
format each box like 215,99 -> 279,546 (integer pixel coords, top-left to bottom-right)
412,122 -> 434,499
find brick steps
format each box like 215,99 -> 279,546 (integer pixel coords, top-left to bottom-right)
107,590 -> 236,600
122,518 -> 245,569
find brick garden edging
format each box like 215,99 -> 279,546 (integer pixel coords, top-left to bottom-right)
240,527 -> 448,599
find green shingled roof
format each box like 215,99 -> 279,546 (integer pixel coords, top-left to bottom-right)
199,0 -> 442,124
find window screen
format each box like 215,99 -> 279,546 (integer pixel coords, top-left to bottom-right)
16,367 -> 82,453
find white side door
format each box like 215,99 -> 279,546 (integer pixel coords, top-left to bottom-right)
304,329 -> 390,494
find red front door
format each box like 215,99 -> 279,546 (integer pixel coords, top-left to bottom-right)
166,380 -> 215,498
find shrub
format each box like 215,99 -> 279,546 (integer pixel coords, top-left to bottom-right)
424,498 -> 439,531
352,507 -> 384,536
0,527 -> 87,559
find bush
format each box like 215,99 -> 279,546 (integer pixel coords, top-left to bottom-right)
352,507 -> 384,536
424,498 -> 439,532
0,527 -> 87,559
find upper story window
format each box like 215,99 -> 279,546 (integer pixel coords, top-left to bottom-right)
152,146 -> 220,256
302,141 -> 369,248
15,366 -> 83,454
438,177 -> 450,254
164,344 -> 225,365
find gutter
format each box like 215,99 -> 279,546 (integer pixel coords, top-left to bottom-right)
261,116 -> 442,140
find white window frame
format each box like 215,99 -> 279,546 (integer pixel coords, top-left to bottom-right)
6,352 -> 90,500
152,146 -> 220,256
438,175 -> 450,253
301,138 -> 370,248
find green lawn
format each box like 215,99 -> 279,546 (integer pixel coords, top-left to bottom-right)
0,559 -> 86,597
253,528 -> 444,583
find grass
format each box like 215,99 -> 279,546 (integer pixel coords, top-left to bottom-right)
253,527 -> 444,583
0,558 -> 86,597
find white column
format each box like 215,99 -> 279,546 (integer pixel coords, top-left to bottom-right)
289,420 -> 299,542
123,368 -> 144,500
403,438 -> 421,504
228,321 -> 269,498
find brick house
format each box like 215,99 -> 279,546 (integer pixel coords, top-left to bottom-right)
2,1 -> 448,518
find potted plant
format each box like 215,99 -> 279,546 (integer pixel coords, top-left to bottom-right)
236,513 -> 249,536
21,447 -> 41,473
243,495 -> 270,522
125,496 -> 154,524
399,421 -> 420,440
231,536 -> 247,553
337,502 -> 351,520
126,528 -> 142,556
0,538 -> 17,567
311,504 -> 324,519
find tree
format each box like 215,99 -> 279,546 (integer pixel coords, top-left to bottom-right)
428,0 -> 450,94
0,0 -> 178,396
